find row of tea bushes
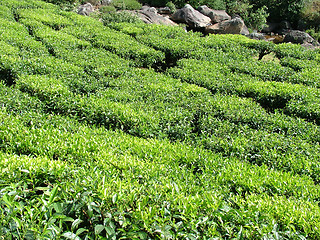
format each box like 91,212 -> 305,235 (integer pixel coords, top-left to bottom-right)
13,72 -> 320,185
274,43 -> 320,61
168,58 -> 320,124
0,18 -> 48,56
2,0 -> 320,238
110,23 -> 320,92
16,8 -> 165,67
0,0 -> 57,9
1,104 -> 320,238
1,3 -> 319,182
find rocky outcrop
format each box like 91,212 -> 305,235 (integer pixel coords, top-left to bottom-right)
78,3 -> 94,16
197,5 -> 231,24
283,30 -> 319,46
205,17 -> 244,34
171,4 -> 211,29
137,6 -> 177,26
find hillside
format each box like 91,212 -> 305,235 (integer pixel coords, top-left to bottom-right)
1,0 -> 320,239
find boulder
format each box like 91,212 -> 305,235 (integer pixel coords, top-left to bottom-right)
147,7 -> 157,14
240,24 -> 249,35
101,0 -> 112,5
283,30 -> 318,45
205,17 -> 244,34
158,7 -> 171,15
301,42 -> 320,49
141,5 -> 149,11
197,5 -> 231,24
138,7 -> 177,26
247,32 -> 265,40
171,4 -> 211,29
78,3 -> 94,16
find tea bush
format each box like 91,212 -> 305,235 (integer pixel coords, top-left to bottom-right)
1,0 -> 320,238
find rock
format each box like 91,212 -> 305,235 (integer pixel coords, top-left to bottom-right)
197,5 -> 231,24
247,32 -> 265,40
141,5 -> 150,11
138,7 -> 178,26
78,3 -> 94,16
158,7 -> 171,15
101,0 -> 112,5
205,17 -> 244,34
301,42 -> 320,49
240,24 -> 249,35
283,30 -> 318,45
171,4 -> 211,29
148,7 -> 157,14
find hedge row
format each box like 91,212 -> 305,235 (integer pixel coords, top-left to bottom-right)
168,58 -> 320,124
1,105 -> 320,238
12,72 -> 320,185
1,1 -> 320,238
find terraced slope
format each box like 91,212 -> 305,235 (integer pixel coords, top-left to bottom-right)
1,0 -> 320,238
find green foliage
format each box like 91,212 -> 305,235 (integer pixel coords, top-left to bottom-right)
166,1 -> 176,13
306,28 -> 320,41
302,0 -> 320,30
1,0 -> 320,238
246,5 -> 269,30
111,0 -> 142,10
250,0 -> 306,25
99,5 -> 117,13
41,0 -> 79,5
102,10 -> 142,24
224,0 -> 268,30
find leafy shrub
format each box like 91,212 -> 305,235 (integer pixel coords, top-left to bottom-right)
99,5 -> 117,13
102,11 -> 142,24
42,0 -> 78,4
246,5 -> 269,30
2,0 -> 320,238
302,0 -> 320,30
224,0 -> 268,30
166,1 -> 176,13
306,28 -> 320,41
111,0 -> 142,10
250,0 -> 306,25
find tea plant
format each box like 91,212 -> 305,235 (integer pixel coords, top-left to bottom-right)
1,0 -> 320,238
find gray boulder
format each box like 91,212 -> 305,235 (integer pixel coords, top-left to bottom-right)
101,0 -> 112,5
197,5 -> 231,24
283,30 -> 318,45
240,24 -> 249,35
138,7 -> 177,26
205,17 -> 244,34
158,7 -> 171,15
171,4 -> 211,29
247,32 -> 265,40
78,3 -> 94,16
